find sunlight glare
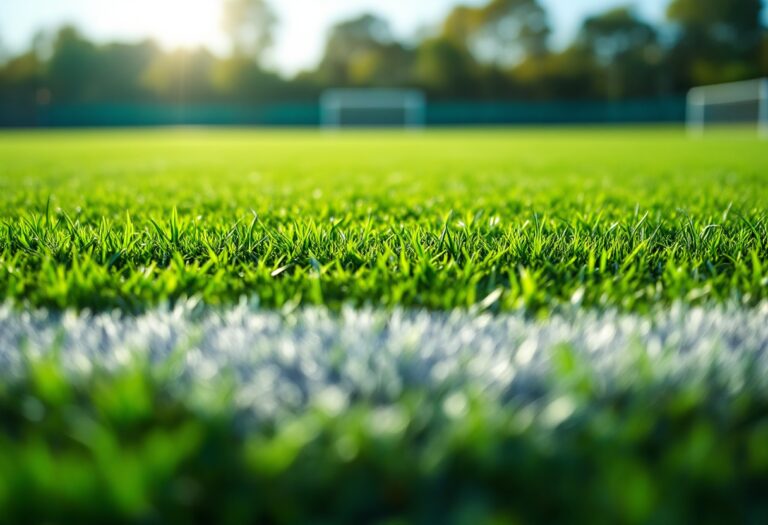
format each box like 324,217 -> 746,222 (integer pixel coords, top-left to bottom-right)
143,0 -> 222,49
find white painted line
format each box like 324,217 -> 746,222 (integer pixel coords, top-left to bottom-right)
2,303 -> 767,420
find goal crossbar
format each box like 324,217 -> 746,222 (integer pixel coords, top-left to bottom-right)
687,78 -> 768,137
320,89 -> 426,128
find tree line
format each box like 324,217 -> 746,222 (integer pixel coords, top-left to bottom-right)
1,0 -> 766,110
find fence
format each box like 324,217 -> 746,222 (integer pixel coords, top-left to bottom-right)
0,98 -> 686,127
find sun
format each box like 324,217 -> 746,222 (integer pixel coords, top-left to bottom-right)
145,0 -> 223,49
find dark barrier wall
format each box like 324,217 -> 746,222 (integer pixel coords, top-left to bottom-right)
429,98 -> 686,124
0,98 -> 686,127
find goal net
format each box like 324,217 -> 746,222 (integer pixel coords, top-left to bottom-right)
687,78 -> 768,137
320,89 -> 426,128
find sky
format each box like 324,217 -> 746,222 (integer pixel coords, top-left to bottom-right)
0,0 -> 671,73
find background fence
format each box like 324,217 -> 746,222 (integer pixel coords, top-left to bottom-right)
0,97 -> 686,128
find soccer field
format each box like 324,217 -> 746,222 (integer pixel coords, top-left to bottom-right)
1,128 -> 768,523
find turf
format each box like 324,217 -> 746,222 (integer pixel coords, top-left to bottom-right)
2,128 -> 768,523
3,302 -> 768,524
0,302 -> 768,525
1,128 -> 766,312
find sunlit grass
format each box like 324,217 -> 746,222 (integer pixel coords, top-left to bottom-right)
1,128 -> 768,522
1,128 -> 766,311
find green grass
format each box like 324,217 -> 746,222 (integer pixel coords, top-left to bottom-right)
1,128 -> 766,312
4,350 -> 768,524
3,127 -> 768,524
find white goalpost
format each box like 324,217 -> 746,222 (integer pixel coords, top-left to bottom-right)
687,78 -> 768,137
320,89 -> 426,128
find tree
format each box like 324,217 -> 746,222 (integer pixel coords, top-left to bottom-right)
441,0 -> 550,67
477,0 -> 550,64
575,7 -> 662,98
222,0 -> 277,64
579,7 -> 657,64
316,14 -> 415,87
762,31 -> 768,76
414,37 -> 480,97
93,41 -> 158,102
211,56 -> 287,102
442,6 -> 483,46
46,26 -> 100,103
0,50 -> 45,113
141,48 -> 218,102
666,0 -> 764,86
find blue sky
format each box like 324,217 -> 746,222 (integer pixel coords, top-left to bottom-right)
1,0 -> 670,72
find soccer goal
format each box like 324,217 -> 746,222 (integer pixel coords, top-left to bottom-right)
320,89 -> 426,128
687,78 -> 768,137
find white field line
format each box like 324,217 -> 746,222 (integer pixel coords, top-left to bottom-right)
1,303 -> 768,419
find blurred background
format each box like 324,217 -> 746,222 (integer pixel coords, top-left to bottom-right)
0,0 -> 766,126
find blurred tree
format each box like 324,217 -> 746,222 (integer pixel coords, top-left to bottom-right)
762,31 -> 768,75
29,29 -> 56,61
222,0 -> 277,64
414,37 -> 480,97
212,56 -> 289,101
421,0 -> 552,98
442,6 -> 484,46
513,47 -> 597,100
141,48 -> 219,102
93,41 -> 158,101
442,0 -> 550,66
575,7 -> 662,99
666,0 -> 764,87
0,51 -> 44,104
2,0 -> 766,123
316,14 -> 415,87
44,28 -> 159,104
46,26 -> 101,103
476,0 -> 551,64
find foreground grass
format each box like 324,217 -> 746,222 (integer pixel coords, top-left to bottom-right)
0,128 -> 766,311
5,365 -> 768,524
2,303 -> 768,524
